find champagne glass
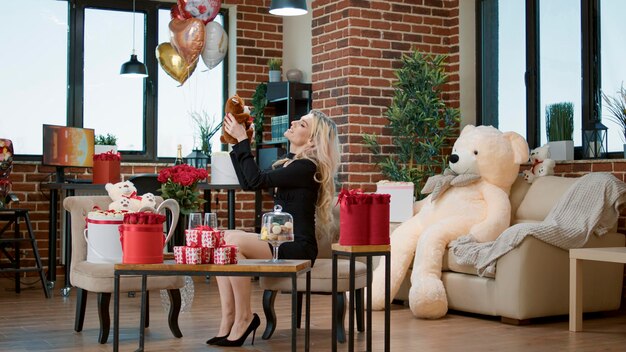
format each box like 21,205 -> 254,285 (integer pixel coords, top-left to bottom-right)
204,212 -> 218,229
187,212 -> 203,230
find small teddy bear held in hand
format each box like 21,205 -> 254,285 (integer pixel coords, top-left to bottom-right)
369,125 -> 529,319
220,94 -> 253,144
522,144 -> 556,184
105,180 -> 156,212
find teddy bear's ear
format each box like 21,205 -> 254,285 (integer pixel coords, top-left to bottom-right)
460,124 -> 475,136
503,131 -> 530,164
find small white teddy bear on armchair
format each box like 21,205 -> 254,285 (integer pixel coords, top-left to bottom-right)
522,144 -> 556,184
105,180 -> 156,212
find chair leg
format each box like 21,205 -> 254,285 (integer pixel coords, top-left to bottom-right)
97,292 -> 111,344
74,288 -> 88,332
355,288 -> 364,332
335,292 -> 347,343
144,291 -> 150,328
261,289 -> 278,340
167,289 -> 183,338
296,291 -> 304,329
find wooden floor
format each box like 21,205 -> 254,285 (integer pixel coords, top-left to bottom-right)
1,277 -> 626,351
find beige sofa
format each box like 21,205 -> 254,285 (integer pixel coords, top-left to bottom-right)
348,175 -> 625,323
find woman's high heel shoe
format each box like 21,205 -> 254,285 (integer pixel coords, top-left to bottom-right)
206,334 -> 228,345
214,313 -> 261,347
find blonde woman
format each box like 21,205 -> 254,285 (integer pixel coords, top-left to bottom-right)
209,110 -> 340,347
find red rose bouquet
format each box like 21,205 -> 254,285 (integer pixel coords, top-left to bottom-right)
157,164 -> 208,214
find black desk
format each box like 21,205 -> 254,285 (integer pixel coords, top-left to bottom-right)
41,182 -> 241,295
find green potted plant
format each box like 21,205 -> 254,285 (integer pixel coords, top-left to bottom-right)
94,133 -> 118,154
268,58 -> 282,82
363,51 -> 459,202
602,84 -> 626,157
545,102 -> 574,160
190,110 -> 222,160
251,83 -> 268,145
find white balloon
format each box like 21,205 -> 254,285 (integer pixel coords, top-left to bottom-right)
201,22 -> 228,70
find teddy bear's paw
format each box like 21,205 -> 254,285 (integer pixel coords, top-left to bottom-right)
408,275 -> 448,319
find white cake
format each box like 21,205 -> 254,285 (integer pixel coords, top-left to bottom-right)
211,151 -> 240,185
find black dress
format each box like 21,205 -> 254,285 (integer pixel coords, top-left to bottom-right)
230,139 -> 319,264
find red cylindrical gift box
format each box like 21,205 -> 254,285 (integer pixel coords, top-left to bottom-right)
338,189 -> 371,245
369,194 -> 391,245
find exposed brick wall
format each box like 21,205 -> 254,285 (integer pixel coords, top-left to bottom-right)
311,0 -> 460,190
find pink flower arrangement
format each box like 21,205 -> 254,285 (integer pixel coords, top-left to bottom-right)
157,164 -> 208,214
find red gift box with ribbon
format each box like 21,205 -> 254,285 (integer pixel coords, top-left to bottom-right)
338,189 -> 391,245
369,193 -> 391,245
93,151 -> 121,184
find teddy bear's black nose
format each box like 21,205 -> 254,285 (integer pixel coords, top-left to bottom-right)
449,154 -> 459,164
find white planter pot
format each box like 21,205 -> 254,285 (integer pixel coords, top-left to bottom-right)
547,140 -> 573,161
268,70 -> 281,82
95,145 -> 118,155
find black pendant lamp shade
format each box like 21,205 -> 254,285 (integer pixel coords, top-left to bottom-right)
120,0 -> 148,78
269,0 -> 308,16
120,54 -> 148,77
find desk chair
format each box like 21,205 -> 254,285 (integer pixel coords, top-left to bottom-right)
63,195 -> 185,344
259,206 -> 366,343
0,138 -> 49,298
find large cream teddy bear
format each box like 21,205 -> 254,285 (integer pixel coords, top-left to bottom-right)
106,180 -> 156,212
370,125 -> 529,319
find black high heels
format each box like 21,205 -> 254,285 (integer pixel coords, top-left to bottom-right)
213,313 -> 261,347
206,334 -> 228,345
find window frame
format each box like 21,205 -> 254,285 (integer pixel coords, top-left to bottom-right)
16,0 -> 228,163
477,0 -> 613,158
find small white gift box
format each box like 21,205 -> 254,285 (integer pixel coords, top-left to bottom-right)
376,181 -> 414,222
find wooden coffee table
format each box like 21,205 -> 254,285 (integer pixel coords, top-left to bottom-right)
569,247 -> 626,331
113,259 -> 311,352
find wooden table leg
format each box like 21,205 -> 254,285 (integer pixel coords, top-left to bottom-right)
569,257 -> 583,332
113,273 -> 120,352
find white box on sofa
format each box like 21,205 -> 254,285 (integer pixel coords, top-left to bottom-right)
376,181 -> 414,222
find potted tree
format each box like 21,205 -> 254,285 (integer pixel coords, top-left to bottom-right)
602,84 -> 626,157
190,110 -> 222,164
545,102 -> 574,160
363,51 -> 459,220
268,58 -> 282,82
94,133 -> 118,155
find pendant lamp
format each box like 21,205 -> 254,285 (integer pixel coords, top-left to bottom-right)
269,0 -> 308,16
120,0 -> 148,77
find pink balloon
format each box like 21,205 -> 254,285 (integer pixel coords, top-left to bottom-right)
169,18 -> 206,67
178,0 -> 221,25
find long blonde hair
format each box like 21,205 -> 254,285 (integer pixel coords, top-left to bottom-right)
272,110 -> 340,230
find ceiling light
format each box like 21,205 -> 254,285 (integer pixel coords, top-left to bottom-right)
120,0 -> 148,77
269,0 -> 308,16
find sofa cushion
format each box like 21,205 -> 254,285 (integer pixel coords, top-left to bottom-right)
515,176 -> 578,222
509,175 -> 532,223
443,249 -> 496,279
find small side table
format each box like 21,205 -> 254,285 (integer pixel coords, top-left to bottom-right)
569,247 -> 626,332
332,244 -> 390,352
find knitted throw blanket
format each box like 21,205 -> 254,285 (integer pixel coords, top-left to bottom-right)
450,172 -> 626,277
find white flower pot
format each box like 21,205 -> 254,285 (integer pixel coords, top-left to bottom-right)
95,145 -> 118,155
268,70 -> 281,82
547,140 -> 573,161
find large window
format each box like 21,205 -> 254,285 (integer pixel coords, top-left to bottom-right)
3,0 -> 228,161
1,0 -> 68,155
600,0 -> 626,151
479,0 -> 625,156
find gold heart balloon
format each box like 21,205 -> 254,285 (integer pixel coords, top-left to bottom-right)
169,18 -> 206,67
156,42 -> 198,85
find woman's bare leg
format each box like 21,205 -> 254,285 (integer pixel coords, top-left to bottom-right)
222,230 -> 272,340
215,277 -> 235,336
